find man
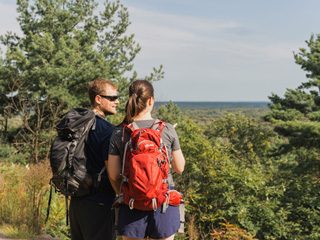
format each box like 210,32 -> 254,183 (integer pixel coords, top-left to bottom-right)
69,78 -> 119,240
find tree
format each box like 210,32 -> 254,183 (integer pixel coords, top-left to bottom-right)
203,113 -> 285,240
205,112 -> 275,166
0,0 -> 164,163
155,100 -> 182,125
155,103 -> 283,239
265,34 -> 320,150
264,34 -> 320,239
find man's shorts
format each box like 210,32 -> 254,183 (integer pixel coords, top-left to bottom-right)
117,204 -> 180,239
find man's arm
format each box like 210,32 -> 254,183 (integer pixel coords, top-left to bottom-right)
106,154 -> 122,195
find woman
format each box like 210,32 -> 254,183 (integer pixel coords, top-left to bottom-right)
108,80 -> 185,240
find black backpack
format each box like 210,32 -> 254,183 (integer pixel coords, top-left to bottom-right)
46,108 -> 104,224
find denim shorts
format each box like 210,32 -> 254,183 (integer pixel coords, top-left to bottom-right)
117,204 -> 180,239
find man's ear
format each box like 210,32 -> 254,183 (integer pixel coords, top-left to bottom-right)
95,95 -> 102,105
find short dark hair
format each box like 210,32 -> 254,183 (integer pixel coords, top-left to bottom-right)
88,79 -> 117,106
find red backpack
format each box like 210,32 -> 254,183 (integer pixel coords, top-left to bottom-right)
114,120 -> 182,211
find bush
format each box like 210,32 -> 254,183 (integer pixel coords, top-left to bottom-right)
0,161 -> 53,238
211,219 -> 259,240
178,113 -> 286,239
43,192 -> 70,240
0,141 -> 29,164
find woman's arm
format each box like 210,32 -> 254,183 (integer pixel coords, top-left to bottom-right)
171,149 -> 185,174
106,154 -> 122,195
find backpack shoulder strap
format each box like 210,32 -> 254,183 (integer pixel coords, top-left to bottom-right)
150,119 -> 160,129
121,123 -> 132,159
126,122 -> 138,132
151,119 -> 166,133
131,122 -> 139,130
91,115 -> 97,131
92,109 -> 110,131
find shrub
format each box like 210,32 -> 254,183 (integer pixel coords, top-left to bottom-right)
0,161 -> 52,238
43,192 -> 70,239
211,219 -> 259,240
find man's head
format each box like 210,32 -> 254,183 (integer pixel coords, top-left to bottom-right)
88,79 -> 119,117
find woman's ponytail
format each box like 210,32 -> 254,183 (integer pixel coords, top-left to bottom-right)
123,80 -> 154,124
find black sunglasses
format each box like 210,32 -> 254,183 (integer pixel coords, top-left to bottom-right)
99,95 -> 118,101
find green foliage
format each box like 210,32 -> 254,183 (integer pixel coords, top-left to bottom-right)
205,113 -> 275,165
198,113 -> 284,239
157,103 -> 284,239
154,100 -> 182,125
154,102 -> 216,238
294,34 -> 320,80
269,148 -> 320,239
211,219 -> 259,240
181,108 -> 270,125
264,33 -> 320,239
43,193 -> 70,240
176,117 -> 216,239
264,108 -> 303,121
273,120 -> 320,149
0,141 -> 28,164
265,34 -> 320,149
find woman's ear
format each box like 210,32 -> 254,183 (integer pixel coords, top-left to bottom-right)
149,97 -> 155,106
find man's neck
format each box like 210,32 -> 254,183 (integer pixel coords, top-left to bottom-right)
92,107 -> 106,118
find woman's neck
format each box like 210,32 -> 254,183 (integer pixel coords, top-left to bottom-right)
133,111 -> 153,121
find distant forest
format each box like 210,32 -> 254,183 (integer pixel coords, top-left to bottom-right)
155,101 -> 270,109
154,101 -> 270,125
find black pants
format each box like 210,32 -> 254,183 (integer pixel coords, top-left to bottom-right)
69,197 -> 116,240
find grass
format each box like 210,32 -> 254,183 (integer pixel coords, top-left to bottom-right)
0,224 -> 38,239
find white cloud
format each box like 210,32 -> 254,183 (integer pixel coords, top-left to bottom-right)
121,6 -> 306,101
128,6 -> 242,34
207,41 -> 298,60
126,6 -> 299,63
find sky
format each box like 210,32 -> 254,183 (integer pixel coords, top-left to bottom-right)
0,0 -> 320,102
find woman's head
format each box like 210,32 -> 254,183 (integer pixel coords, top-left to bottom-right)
124,80 -> 154,123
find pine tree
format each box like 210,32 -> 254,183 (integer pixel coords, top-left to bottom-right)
0,0 -> 164,163
265,34 -> 320,150
265,34 -> 320,239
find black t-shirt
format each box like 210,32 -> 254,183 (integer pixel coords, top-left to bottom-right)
80,115 -> 116,204
87,115 -> 113,173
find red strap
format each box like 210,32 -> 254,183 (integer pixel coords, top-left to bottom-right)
151,120 -> 166,133
126,123 -> 135,133
126,119 -> 166,132
121,120 -> 166,156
